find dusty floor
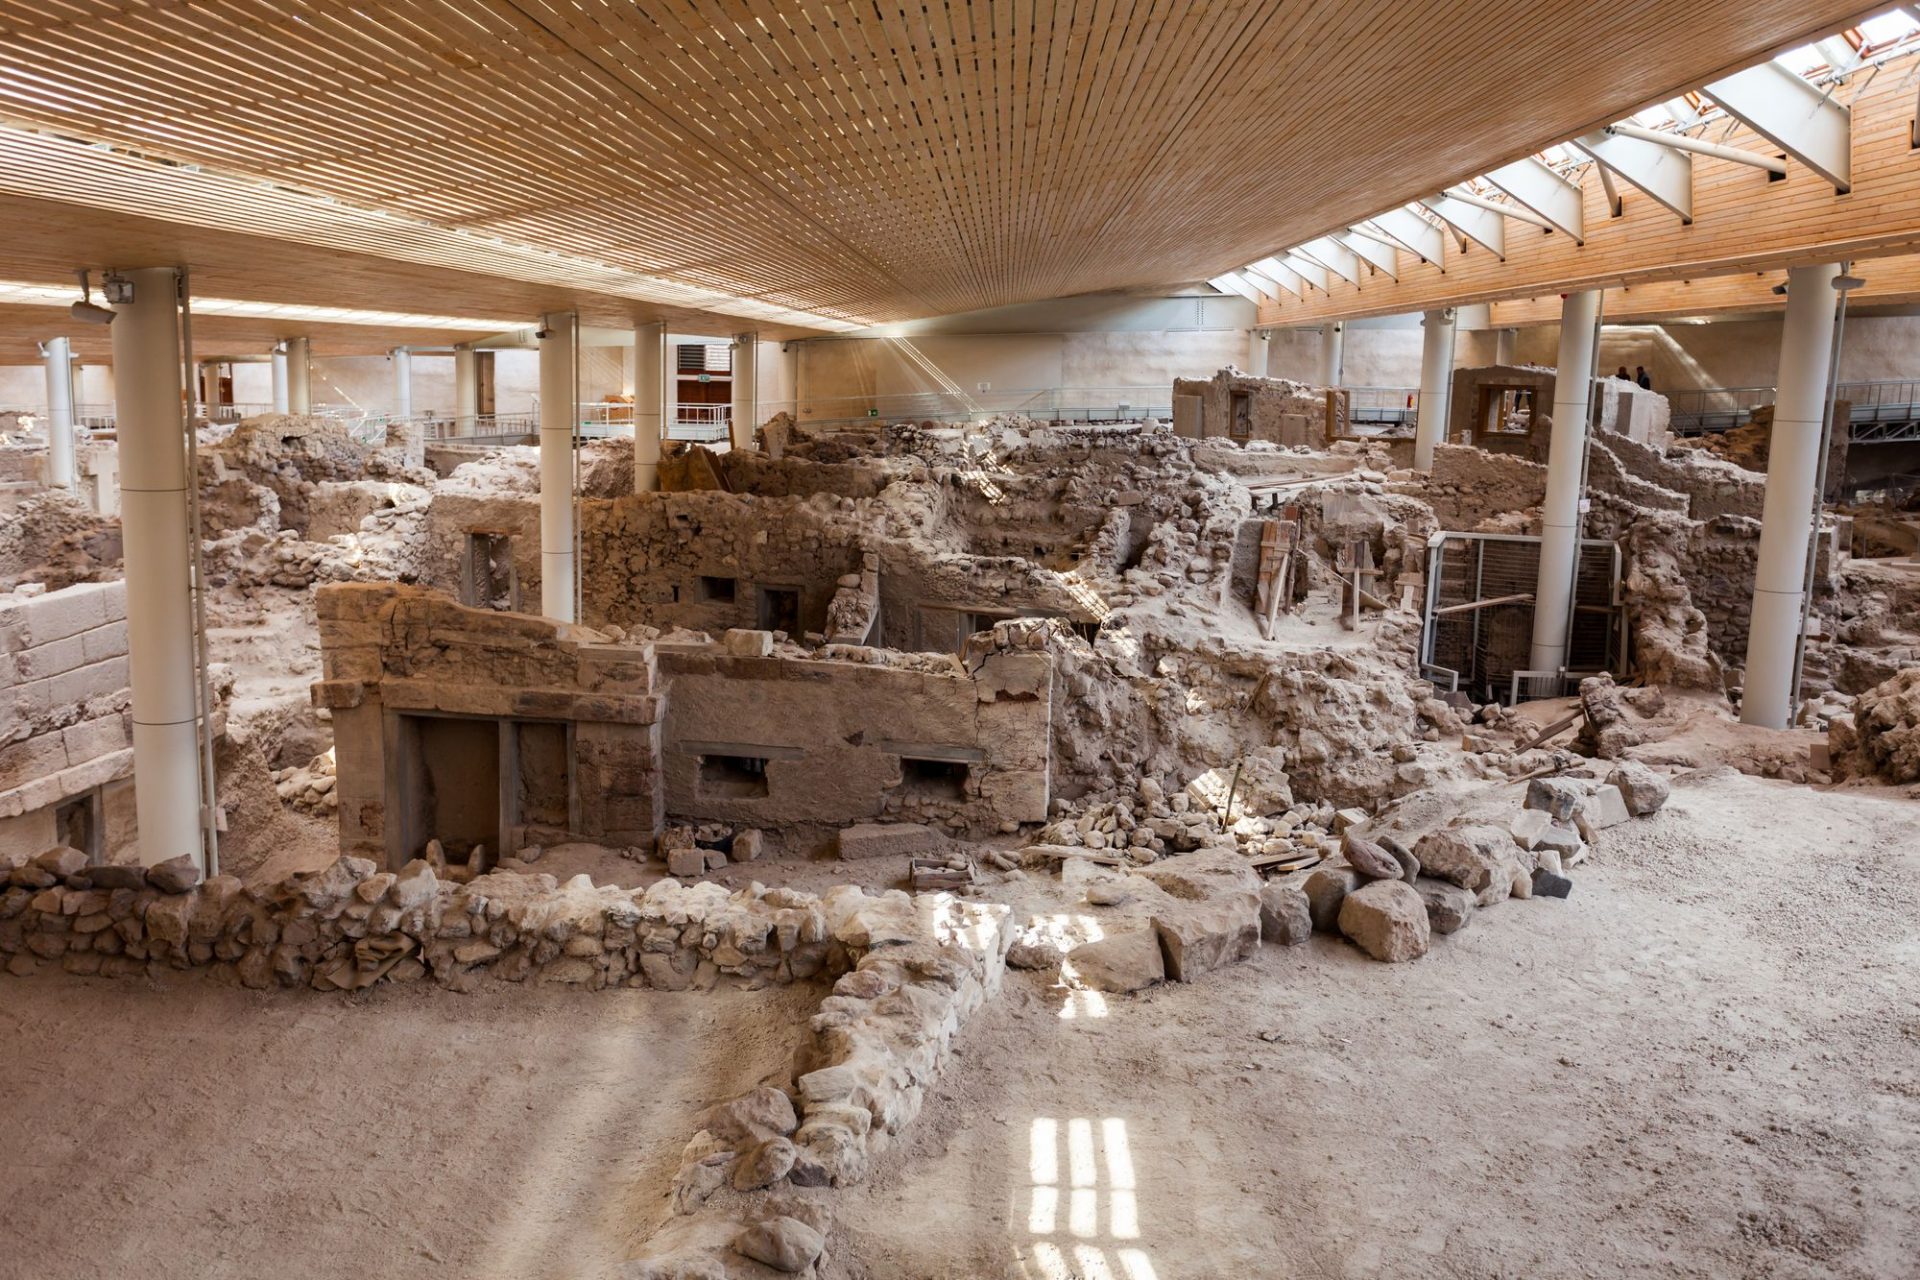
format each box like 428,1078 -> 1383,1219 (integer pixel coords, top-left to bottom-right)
3,770 -> 1917,1279
830,769 -> 1920,1280
0,978 -> 820,1280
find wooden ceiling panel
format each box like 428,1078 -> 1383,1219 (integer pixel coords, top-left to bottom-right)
0,0 -> 1874,326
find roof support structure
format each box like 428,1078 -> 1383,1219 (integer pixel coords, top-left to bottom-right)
1418,192 -> 1507,259
1573,128 -> 1694,222
1370,207 -> 1447,264
1283,253 -> 1332,292
1483,157 -> 1587,242
1208,273 -> 1266,304
1704,60 -> 1852,192
1239,266 -> 1286,302
1249,257 -> 1308,298
1295,236 -> 1364,285
1336,229 -> 1400,278
1602,120 -> 1785,174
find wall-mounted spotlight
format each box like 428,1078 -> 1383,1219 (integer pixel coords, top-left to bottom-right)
69,269 -> 117,325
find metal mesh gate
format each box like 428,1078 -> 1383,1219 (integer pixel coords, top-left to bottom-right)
1420,532 -> 1624,704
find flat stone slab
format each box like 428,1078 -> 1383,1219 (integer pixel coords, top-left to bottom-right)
836,822 -> 937,860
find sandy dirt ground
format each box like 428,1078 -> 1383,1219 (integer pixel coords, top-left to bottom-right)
0,978 -> 820,1280
2,769 -> 1917,1279
827,768 -> 1920,1280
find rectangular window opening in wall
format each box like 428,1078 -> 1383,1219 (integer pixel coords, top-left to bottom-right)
899,757 -> 969,802
699,753 -> 770,798
54,791 -> 100,862
1230,390 -> 1252,440
698,575 -> 737,603
464,532 -> 516,611
757,586 -> 800,633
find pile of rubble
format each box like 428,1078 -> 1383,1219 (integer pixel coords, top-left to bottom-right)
270,749 -> 337,817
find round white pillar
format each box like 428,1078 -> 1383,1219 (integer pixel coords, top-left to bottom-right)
730,332 -> 758,451
1529,290 -> 1603,677
42,336 -> 76,489
391,348 -> 413,419
1318,322 -> 1345,387
1245,329 -> 1270,378
1413,308 -> 1456,471
284,336 -> 311,413
1742,263 -> 1842,729
111,268 -> 205,868
270,348 -> 290,413
538,313 -> 578,622
634,321 -> 666,492
454,345 -> 479,434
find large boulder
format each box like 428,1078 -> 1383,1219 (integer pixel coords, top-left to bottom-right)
1606,761 -> 1670,816
1412,825 -> 1510,895
1258,882 -> 1312,946
1337,880 -> 1431,963
1341,833 -> 1401,881
1066,928 -> 1165,993
1303,865 -> 1360,933
1152,891 -> 1261,982
1414,878 -> 1474,934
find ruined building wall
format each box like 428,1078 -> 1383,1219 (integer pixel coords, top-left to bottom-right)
1172,370 -> 1325,445
0,582 -> 138,861
314,584 -> 665,864
657,641 -> 1051,837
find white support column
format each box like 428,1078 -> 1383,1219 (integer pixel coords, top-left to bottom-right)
270,348 -> 290,413
454,344 -> 479,435
111,268 -> 204,868
1245,329 -> 1270,377
42,336 -> 76,488
1529,290 -> 1602,676
538,312 -> 577,622
1318,322 -> 1344,387
634,321 -> 666,493
391,348 -> 412,419
1495,327 -> 1517,365
284,336 -> 311,413
1742,263 -> 1842,728
1413,308 -> 1456,471
729,332 -> 759,451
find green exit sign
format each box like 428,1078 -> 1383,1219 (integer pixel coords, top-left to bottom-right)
697,373 -> 712,383
867,407 -> 879,417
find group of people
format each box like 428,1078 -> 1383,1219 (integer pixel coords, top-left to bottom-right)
1615,365 -> 1653,390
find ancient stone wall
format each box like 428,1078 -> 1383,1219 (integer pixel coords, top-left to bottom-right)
0,581 -> 138,861
313,584 -> 665,863
1171,369 -> 1324,446
657,636 -> 1051,837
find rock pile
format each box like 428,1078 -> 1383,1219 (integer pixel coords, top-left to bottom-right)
271,750 -> 337,817
1829,667 -> 1920,784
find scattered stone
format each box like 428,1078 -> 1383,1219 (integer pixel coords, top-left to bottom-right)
76,864 -> 147,890
1509,809 -> 1553,850
1607,761 -> 1670,816
1531,867 -> 1574,899
732,829 -> 765,861
722,628 -> 776,658
1332,807 -> 1370,834
1066,928 -> 1164,993
1257,882 -> 1312,946
732,1216 -> 826,1274
667,847 -> 707,878
1413,826 -> 1509,895
145,855 -> 204,895
836,823 -> 936,860
1006,939 -> 1066,971
1152,891 -> 1261,982
732,1136 -> 798,1190
1378,835 -> 1420,884
1414,878 -> 1473,934
1337,880 -> 1431,962
1579,673 -> 1644,758
1587,784 -> 1630,830
1525,777 -> 1587,822
1341,834 -> 1400,881
388,860 -> 438,909
1085,880 -> 1132,907
1303,865 -> 1361,933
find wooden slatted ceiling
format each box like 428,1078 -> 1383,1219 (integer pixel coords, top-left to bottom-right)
1254,44 -> 1920,327
0,302 -> 498,363
0,0 -> 1872,327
